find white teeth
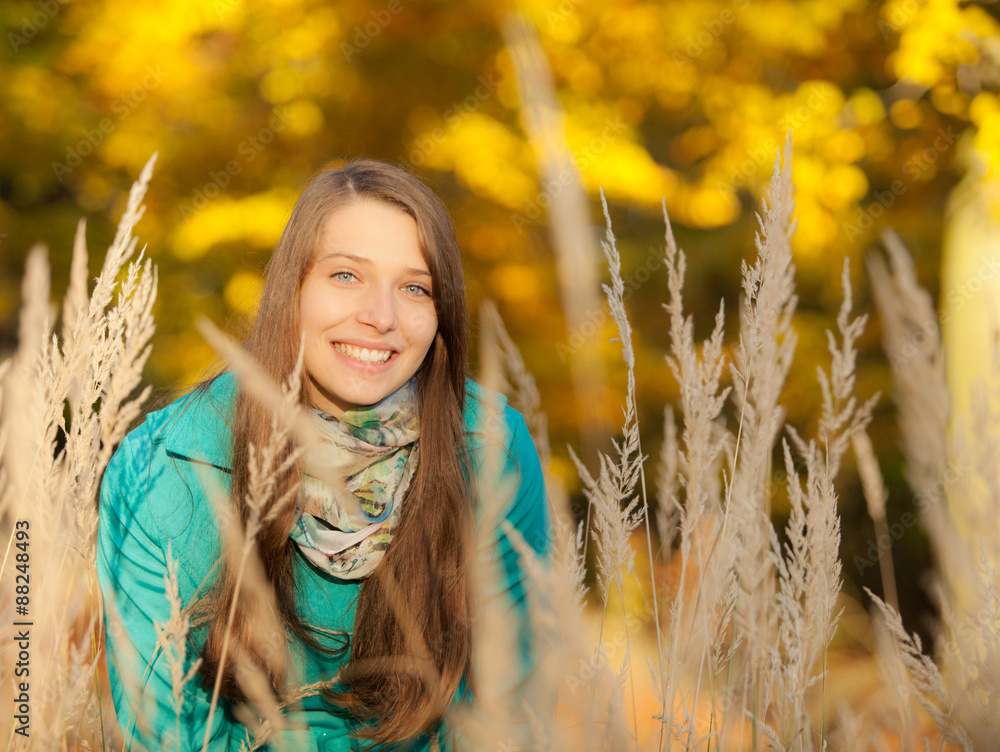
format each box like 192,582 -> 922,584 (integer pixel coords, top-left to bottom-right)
334,343 -> 393,364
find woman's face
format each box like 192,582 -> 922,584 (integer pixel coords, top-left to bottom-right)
299,199 -> 438,418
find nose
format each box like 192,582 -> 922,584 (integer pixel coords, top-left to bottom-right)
356,285 -> 397,332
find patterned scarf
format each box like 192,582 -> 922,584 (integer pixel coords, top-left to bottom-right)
288,378 -> 419,579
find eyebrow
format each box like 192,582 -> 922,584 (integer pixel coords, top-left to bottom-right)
318,252 -> 431,278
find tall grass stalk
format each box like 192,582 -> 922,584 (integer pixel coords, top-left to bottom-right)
500,10 -> 611,468
867,228 -> 1000,749
851,430 -> 899,612
658,187 -> 731,752
728,145 -> 798,742
155,542 -> 203,749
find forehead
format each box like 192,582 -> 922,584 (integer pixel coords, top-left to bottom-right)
316,199 -> 428,266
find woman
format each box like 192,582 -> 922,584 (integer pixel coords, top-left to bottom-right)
96,159 -> 553,751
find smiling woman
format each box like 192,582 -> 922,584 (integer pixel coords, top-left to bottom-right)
95,159 -> 553,751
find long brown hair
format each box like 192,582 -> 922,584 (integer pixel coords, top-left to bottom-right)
194,159 -> 474,745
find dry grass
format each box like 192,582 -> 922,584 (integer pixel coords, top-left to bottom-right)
1,153 -> 158,750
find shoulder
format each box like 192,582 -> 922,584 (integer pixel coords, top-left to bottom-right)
461,379 -> 540,478
101,373 -> 235,514
462,377 -> 519,449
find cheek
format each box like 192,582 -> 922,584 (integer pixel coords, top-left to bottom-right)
401,305 -> 438,343
417,312 -> 439,352
301,327 -> 324,371
299,283 -> 343,333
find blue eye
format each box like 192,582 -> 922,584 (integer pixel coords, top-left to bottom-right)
332,271 -> 356,282
404,284 -> 431,296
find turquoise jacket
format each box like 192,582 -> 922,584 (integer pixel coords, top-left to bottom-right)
96,372 -> 552,751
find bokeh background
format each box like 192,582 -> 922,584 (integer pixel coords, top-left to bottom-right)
4,0 -> 1000,681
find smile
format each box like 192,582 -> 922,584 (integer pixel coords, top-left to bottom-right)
333,342 -> 395,364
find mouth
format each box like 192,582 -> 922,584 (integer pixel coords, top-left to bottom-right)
332,342 -> 397,365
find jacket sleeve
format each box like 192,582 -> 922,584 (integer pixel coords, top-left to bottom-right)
495,408 -> 554,628
96,431 -> 246,751
500,410 -> 554,696
447,407 -> 554,747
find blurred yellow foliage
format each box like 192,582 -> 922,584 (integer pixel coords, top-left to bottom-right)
420,112 -> 537,210
890,99 -> 923,130
973,113 -> 1000,180
224,269 -> 263,315
844,88 -> 887,127
887,0 -> 999,89
170,190 -> 295,261
489,264 -> 548,305
283,100 -> 326,137
158,331 -> 219,389
823,164 -> 870,211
